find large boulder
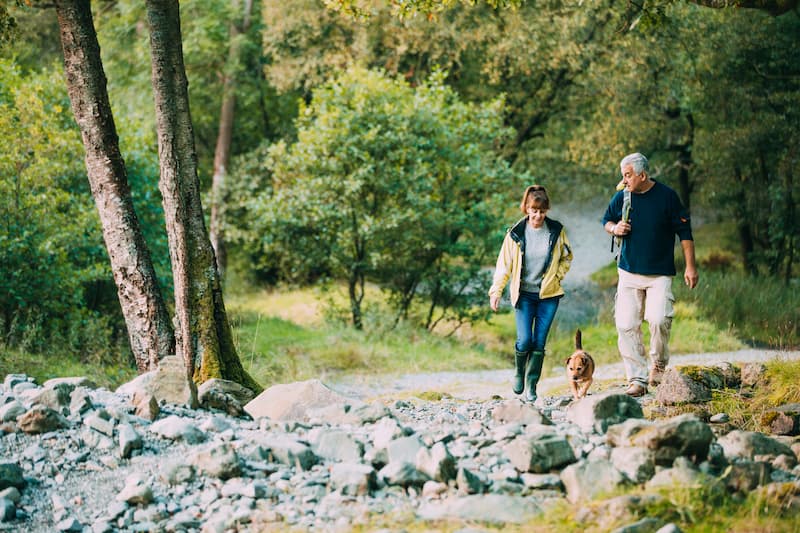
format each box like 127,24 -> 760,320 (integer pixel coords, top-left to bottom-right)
244,379 -> 352,421
656,365 -> 737,405
116,356 -> 198,408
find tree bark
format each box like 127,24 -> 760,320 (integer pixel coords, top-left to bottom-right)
209,0 -> 254,281
144,0 -> 260,392
734,166 -> 756,276
55,0 -> 174,373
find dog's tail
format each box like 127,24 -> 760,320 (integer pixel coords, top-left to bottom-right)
575,329 -> 582,350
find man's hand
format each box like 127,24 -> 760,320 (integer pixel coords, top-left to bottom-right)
684,267 -> 699,289
490,294 -> 500,312
613,221 -> 631,236
681,240 -> 698,289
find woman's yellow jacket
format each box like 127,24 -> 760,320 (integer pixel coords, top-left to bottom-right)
488,216 -> 573,307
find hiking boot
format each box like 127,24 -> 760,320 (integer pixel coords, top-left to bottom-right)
625,382 -> 647,397
648,364 -> 665,387
513,350 -> 529,395
524,350 -> 545,403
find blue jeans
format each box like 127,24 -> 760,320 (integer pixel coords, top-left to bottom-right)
514,291 -> 560,353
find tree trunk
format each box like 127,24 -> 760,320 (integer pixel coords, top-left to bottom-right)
55,0 -> 174,373
209,0 -> 254,282
144,0 -> 260,392
734,166 -> 756,276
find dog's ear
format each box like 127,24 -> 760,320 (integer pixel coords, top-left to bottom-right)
564,356 -> 572,365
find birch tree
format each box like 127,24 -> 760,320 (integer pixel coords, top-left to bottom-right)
54,0 -> 174,372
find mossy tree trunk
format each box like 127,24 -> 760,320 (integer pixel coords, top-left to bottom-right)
144,0 -> 260,392
55,0 -> 174,373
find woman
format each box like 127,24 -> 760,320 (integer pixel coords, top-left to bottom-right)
488,185 -> 573,402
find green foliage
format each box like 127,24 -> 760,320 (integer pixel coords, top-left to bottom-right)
0,59 -> 169,363
246,67 -> 520,330
674,270 -> 799,348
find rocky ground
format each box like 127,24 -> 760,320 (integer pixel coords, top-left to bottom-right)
2,349 -> 800,533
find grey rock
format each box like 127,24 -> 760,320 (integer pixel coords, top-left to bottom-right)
315,430 -> 364,463
43,377 -> 96,390
720,459 -> 772,492
560,458 -> 626,502
0,400 -> 25,422
371,416 -> 406,450
150,415 -> 206,444
115,475 -> 154,505
456,467 -> 485,495
520,472 -> 562,490
191,443 -> 242,480
117,355 -> 198,408
0,487 -> 20,504
3,374 -> 30,391
566,392 -> 644,434
417,494 -> 541,524
416,441 -> 457,483
611,446 -> 656,484
387,435 -> 425,466
717,429 -> 795,461
646,457 -> 714,489
55,516 -> 83,531
69,388 -> 93,417
256,436 -> 317,471
0,498 -> 15,522
491,400 -> 553,426
330,462 -> 377,496
611,414 -> 714,466
160,462 -> 196,485
84,411 -> 115,437
0,463 -> 25,490
503,432 -> 576,473
378,461 -> 429,488
740,362 -> 767,387
117,423 -> 143,459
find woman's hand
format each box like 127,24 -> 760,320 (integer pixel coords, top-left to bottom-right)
490,294 -> 500,312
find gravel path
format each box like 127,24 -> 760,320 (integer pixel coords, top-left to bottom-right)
328,348 -> 800,402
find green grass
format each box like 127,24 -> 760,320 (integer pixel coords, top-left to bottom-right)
0,346 -> 137,390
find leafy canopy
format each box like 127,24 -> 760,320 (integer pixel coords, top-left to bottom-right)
247,67 -> 520,329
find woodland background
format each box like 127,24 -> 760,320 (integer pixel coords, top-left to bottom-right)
0,0 -> 797,390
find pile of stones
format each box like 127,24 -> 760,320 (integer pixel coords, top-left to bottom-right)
1,358 -> 799,532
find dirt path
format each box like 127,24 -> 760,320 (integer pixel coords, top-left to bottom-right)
329,348 -> 800,402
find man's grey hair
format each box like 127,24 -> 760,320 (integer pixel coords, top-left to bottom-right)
620,152 -> 649,175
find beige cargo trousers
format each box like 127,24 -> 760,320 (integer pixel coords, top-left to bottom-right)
615,269 -> 674,387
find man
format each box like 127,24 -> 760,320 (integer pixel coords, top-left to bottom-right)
602,152 -> 699,397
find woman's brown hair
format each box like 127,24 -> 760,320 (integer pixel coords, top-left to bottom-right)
519,185 -> 550,213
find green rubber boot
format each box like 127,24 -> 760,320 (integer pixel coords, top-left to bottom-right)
525,350 -> 545,402
513,350 -> 529,395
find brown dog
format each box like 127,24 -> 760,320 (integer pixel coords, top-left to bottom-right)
565,329 -> 595,400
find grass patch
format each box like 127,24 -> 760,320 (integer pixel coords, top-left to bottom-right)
227,298 -> 508,388
0,346 -> 136,390
708,359 -> 800,431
